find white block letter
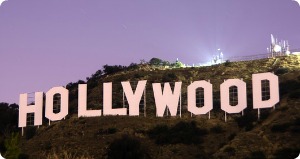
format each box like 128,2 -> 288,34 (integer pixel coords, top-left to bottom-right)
103,82 -> 127,116
252,72 -> 279,109
121,80 -> 147,116
18,92 -> 43,127
187,81 -> 213,115
78,84 -> 102,117
152,82 -> 182,117
220,79 -> 247,113
46,87 -> 69,121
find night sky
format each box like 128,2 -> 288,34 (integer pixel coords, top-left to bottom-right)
0,0 -> 300,103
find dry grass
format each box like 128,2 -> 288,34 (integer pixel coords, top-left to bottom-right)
45,150 -> 93,159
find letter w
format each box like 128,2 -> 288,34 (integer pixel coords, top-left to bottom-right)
152,82 -> 182,117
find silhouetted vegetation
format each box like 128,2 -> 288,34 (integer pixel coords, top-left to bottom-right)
0,103 -> 19,154
148,121 -> 208,145
274,67 -> 289,75
210,125 -> 224,133
245,151 -> 266,159
162,72 -> 177,82
289,90 -> 300,99
234,110 -> 257,131
273,148 -> 300,159
228,133 -> 236,141
279,80 -> 300,96
224,60 -> 231,66
271,123 -> 291,132
103,64 -> 127,75
0,103 -> 19,133
4,133 -> 20,159
224,146 -> 235,156
107,135 -> 150,159
25,127 -> 37,140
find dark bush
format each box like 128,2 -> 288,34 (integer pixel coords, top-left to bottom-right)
25,127 -> 36,140
271,123 -> 290,132
273,148 -> 299,159
291,126 -> 300,133
224,146 -> 235,156
107,135 -> 149,159
148,121 -> 207,145
279,80 -> 300,96
103,64 -> 126,75
162,73 -> 177,82
260,109 -> 270,120
108,128 -> 118,134
18,153 -> 30,159
210,125 -> 224,133
289,90 -> 300,99
0,103 -> 19,133
234,111 -> 256,131
213,98 -> 221,111
274,67 -> 289,75
295,117 -> 300,125
0,139 -> 5,152
134,73 -> 144,79
224,60 -> 231,67
127,63 -> 139,70
42,141 -> 52,151
228,133 -> 236,141
4,133 -> 20,159
245,151 -> 266,159
149,58 -> 163,66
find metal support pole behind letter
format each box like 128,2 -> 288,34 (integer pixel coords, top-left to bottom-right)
122,91 -> 125,108
144,88 -> 146,117
180,92 -> 182,118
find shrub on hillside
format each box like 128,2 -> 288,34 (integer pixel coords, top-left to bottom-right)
210,125 -> 224,133
148,121 -> 207,145
273,148 -> 299,159
234,111 -> 256,131
25,127 -> 37,140
107,135 -> 149,159
274,67 -> 289,75
4,133 -> 20,159
279,80 -> 300,96
224,60 -> 231,67
271,123 -> 290,132
223,146 -> 235,156
245,151 -> 266,159
289,90 -> 300,99
228,133 -> 236,141
103,64 -> 126,75
162,73 -> 177,82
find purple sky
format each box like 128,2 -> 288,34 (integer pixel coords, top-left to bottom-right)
0,0 -> 300,104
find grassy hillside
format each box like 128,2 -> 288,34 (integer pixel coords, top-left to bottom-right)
18,55 -> 300,159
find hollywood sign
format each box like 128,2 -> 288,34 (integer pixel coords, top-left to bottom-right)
18,72 -> 279,128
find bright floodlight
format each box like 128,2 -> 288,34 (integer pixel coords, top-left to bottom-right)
273,45 -> 281,53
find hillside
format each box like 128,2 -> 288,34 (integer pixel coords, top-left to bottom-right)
18,55 -> 300,159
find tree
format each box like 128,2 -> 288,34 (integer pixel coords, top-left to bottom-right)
103,65 -> 126,75
149,58 -> 163,66
4,133 -> 20,159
